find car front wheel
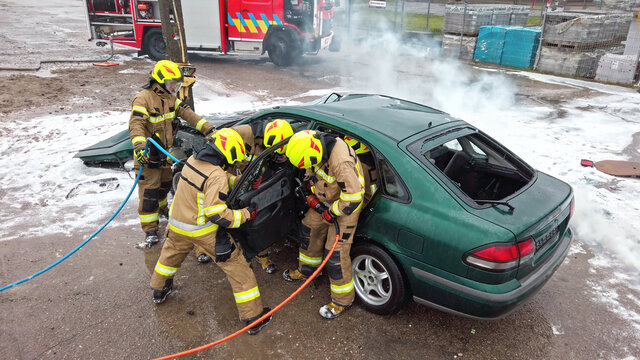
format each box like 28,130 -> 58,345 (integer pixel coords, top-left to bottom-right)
351,243 -> 408,315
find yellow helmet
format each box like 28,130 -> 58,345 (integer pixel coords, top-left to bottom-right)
263,119 -> 294,154
285,130 -> 323,169
210,128 -> 246,165
344,136 -> 370,155
151,60 -> 184,84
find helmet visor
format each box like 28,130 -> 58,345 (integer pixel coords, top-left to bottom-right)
165,79 -> 183,96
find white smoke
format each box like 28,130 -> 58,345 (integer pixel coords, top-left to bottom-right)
331,24 -> 640,276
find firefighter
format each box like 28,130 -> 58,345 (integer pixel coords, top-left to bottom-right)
228,119 -> 294,274
150,128 -> 272,335
129,60 -> 217,247
282,130 -> 365,319
344,136 -> 378,207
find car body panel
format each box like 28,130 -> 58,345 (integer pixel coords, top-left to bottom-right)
79,93 -> 574,319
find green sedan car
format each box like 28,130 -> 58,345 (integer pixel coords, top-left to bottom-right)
219,93 -> 575,319
78,93 -> 575,319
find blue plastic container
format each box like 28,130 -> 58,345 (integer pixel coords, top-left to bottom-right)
473,25 -> 514,65
501,27 -> 541,69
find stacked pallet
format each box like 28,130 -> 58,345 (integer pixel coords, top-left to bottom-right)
538,11 -> 634,80
442,5 -> 530,60
472,26 -> 542,69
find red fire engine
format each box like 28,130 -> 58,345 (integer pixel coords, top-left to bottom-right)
83,0 -> 338,66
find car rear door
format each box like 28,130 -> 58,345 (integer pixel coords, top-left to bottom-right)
226,140 -> 298,260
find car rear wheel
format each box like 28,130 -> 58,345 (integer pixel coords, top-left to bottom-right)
351,243 -> 408,315
171,171 -> 181,195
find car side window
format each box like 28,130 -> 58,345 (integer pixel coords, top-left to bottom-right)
379,159 -> 408,200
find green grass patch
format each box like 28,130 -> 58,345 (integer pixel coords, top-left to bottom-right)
335,8 -> 444,33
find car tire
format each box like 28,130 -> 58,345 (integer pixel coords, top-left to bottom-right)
171,171 -> 181,195
143,28 -> 167,61
351,243 -> 408,315
267,32 -> 299,67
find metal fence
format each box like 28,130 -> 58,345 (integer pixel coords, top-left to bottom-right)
337,0 -> 640,85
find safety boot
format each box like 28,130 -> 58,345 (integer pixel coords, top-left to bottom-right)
158,208 -> 169,220
282,269 -> 308,282
255,254 -> 277,274
245,307 -> 272,335
197,253 -> 212,263
152,278 -> 173,304
319,302 -> 348,319
145,230 -> 159,247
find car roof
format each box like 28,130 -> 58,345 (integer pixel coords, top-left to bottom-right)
296,94 -> 456,141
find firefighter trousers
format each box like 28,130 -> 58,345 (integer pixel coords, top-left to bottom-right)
150,228 -> 263,320
137,165 -> 172,233
297,209 -> 360,307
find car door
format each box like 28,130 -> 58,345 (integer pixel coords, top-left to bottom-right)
226,138 -> 300,260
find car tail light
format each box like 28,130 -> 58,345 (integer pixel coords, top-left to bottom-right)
464,238 -> 535,272
569,196 -> 575,221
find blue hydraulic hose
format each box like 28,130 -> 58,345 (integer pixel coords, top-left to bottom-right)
0,137 -> 179,292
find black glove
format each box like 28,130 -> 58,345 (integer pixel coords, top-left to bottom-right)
215,231 -> 235,263
248,202 -> 258,221
134,147 -> 149,166
322,208 -> 336,224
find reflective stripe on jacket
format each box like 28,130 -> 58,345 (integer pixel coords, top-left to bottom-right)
129,83 -> 214,151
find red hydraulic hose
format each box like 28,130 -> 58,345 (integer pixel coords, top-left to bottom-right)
154,231 -> 341,360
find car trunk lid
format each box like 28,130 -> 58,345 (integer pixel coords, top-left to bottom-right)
470,171 -> 573,279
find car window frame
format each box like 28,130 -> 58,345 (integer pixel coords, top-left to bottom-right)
407,126 -> 537,210
311,121 -> 411,204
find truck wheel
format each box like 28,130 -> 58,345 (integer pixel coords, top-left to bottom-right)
267,32 -> 299,67
351,243 -> 408,315
143,28 -> 167,61
329,35 -> 341,52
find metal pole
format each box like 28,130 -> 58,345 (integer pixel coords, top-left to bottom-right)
400,0 -> 406,31
426,0 -> 432,32
533,5 -> 547,70
394,0 -> 399,30
347,0 -> 352,38
460,2 -> 467,58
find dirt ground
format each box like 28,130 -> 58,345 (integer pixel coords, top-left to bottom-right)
1,1 -> 640,359
0,57 -> 638,360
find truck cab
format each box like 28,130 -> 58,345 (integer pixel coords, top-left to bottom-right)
83,0 -> 338,66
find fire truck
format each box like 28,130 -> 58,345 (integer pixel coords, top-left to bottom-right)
83,0 -> 338,66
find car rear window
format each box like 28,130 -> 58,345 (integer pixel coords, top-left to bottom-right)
410,129 -> 534,204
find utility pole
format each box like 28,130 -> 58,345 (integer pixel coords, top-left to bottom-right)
157,0 -> 195,110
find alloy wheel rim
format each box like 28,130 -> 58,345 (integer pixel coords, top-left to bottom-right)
352,254 -> 392,306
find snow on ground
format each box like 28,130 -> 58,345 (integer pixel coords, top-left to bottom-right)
0,112 -> 136,240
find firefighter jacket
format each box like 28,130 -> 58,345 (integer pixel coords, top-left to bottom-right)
167,154 -> 251,238
227,123 -> 266,188
306,135 -> 365,217
129,83 -> 214,154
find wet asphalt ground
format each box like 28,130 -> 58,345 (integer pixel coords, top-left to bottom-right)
1,1 -> 639,359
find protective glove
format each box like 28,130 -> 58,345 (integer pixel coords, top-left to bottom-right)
321,208 -> 336,224
134,147 -> 149,166
215,232 -> 235,263
248,202 -> 258,221
252,175 -> 263,190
